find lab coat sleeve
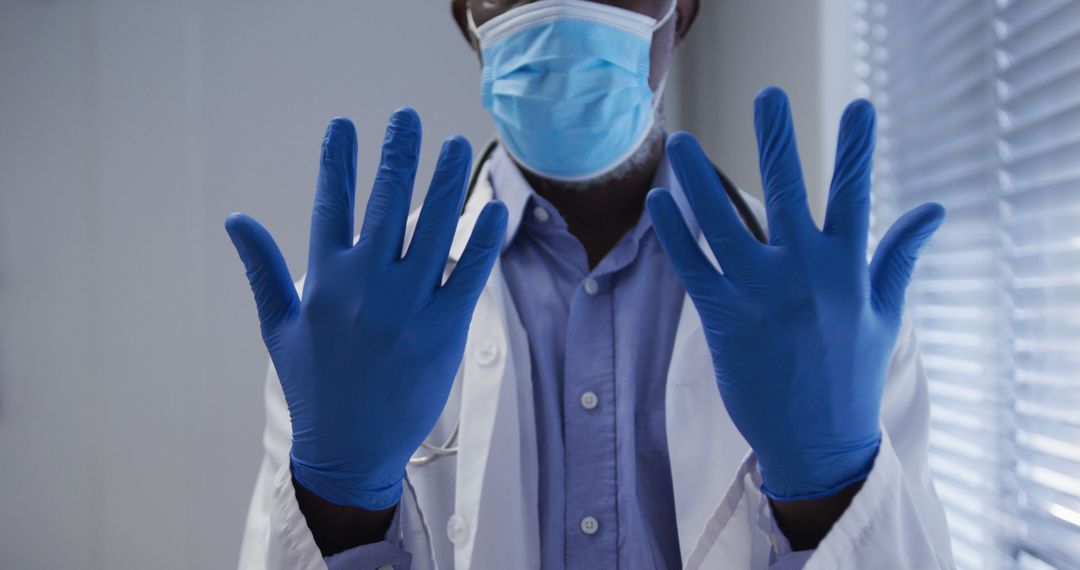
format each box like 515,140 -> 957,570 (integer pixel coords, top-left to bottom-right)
237,359 -> 432,569
685,317 -> 955,569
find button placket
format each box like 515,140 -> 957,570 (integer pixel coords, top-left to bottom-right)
563,269 -> 617,559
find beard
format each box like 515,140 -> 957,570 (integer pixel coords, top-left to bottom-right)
549,105 -> 669,193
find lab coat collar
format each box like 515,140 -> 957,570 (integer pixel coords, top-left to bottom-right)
448,156 -> 496,263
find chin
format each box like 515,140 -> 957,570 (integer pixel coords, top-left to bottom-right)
559,114 -> 669,193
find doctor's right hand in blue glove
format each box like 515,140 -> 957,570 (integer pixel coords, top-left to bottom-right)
647,87 -> 944,548
225,109 -> 507,551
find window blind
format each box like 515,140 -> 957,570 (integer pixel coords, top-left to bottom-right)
853,0 -> 1080,567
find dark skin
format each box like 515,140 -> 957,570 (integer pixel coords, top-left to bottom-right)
298,0 -> 861,556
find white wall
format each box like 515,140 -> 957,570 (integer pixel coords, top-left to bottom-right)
0,1 -> 852,568
0,2 -> 491,568
672,0 -> 855,222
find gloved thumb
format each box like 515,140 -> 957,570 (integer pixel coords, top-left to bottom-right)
869,203 -> 945,319
225,213 -> 300,336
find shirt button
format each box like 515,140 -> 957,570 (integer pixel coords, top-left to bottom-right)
447,514 -> 469,544
473,337 -> 500,366
532,205 -> 550,222
583,278 -> 599,295
580,516 -> 599,535
376,566 -> 394,570
580,391 -> 598,410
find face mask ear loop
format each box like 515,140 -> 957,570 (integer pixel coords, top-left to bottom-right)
466,1 -> 489,73
466,1 -> 481,42
652,0 -> 678,31
649,0 -> 678,113
653,71 -> 670,114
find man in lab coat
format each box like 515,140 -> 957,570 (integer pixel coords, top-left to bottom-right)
229,0 -> 955,568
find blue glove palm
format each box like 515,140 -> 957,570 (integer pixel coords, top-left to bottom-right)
225,110 -> 507,509
647,87 -> 944,501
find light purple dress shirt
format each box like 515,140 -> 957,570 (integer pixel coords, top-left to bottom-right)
492,146 -> 693,569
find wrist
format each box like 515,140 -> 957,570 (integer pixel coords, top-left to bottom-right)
290,455 -> 404,510
769,479 -> 864,551
292,475 -> 399,556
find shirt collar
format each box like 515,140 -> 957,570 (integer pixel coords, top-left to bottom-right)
485,142 -> 701,253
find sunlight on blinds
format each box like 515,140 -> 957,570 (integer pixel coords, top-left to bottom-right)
854,0 -> 1080,567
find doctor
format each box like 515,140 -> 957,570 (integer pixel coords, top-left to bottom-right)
230,0 -> 954,568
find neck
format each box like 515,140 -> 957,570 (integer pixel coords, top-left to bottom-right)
520,134 -> 666,268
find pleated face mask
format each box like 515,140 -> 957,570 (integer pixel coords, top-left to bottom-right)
470,0 -> 676,182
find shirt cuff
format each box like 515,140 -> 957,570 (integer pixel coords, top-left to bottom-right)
323,506 -> 413,570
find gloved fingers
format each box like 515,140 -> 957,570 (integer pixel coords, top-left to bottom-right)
436,200 -> 508,316
356,108 -> 423,265
666,132 -> 759,281
823,99 -> 875,253
647,188 -> 733,301
753,86 -> 815,245
308,117 -> 359,260
869,203 -> 946,318
404,136 -> 473,290
225,213 -> 301,333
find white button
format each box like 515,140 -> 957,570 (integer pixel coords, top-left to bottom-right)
580,391 -> 598,410
533,205 -> 550,222
583,278 -> 599,295
377,566 -> 394,570
580,516 -> 599,535
473,337 -> 499,366
447,514 -> 469,544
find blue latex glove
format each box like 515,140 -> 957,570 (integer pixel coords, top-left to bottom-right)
225,110 -> 508,509
647,87 -> 944,501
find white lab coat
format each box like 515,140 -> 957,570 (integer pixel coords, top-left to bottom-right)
238,158 -> 955,569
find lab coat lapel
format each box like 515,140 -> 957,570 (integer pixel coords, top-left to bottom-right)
448,167 -> 541,569
665,234 -> 752,565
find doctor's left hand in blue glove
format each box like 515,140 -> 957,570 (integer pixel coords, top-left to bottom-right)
225,110 -> 507,530
647,87 -> 943,528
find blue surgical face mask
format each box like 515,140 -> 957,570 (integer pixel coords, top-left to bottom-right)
470,0 -> 677,182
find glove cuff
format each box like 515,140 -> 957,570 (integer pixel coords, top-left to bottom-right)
759,469 -> 872,502
290,457 -> 404,510
757,436 -> 881,502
